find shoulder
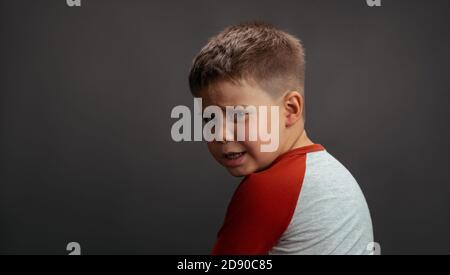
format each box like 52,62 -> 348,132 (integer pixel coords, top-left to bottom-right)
215,152 -> 309,254
229,153 -> 309,222
240,152 -> 308,200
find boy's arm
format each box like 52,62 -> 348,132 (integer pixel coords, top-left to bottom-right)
212,158 -> 306,255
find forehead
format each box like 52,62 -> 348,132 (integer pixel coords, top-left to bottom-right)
200,80 -> 273,107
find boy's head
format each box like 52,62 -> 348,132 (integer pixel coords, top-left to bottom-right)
189,22 -> 308,177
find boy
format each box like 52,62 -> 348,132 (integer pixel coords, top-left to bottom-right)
188,22 -> 373,255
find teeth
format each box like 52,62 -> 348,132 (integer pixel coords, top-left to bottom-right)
225,152 -> 245,159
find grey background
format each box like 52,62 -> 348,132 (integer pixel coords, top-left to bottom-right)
1,0 -> 449,255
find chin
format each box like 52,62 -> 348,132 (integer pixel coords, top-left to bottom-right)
226,166 -> 253,178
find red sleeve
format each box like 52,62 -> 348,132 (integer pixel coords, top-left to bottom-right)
211,154 -> 307,255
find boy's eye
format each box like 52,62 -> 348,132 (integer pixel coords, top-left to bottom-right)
229,110 -> 248,122
236,111 -> 246,118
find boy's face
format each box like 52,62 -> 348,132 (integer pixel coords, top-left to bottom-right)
200,80 -> 287,177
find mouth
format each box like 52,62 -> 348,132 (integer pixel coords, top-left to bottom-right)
223,151 -> 246,159
222,151 -> 247,167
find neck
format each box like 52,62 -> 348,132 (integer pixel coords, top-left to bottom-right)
288,129 -> 314,152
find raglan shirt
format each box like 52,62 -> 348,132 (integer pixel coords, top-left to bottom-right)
212,144 -> 374,255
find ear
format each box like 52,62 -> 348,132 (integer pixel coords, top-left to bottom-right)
283,91 -> 304,127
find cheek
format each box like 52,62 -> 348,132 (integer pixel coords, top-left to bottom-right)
207,143 -> 221,159
244,141 -> 278,166
242,142 -> 263,163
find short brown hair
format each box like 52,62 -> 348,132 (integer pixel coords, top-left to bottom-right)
189,21 -> 305,97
